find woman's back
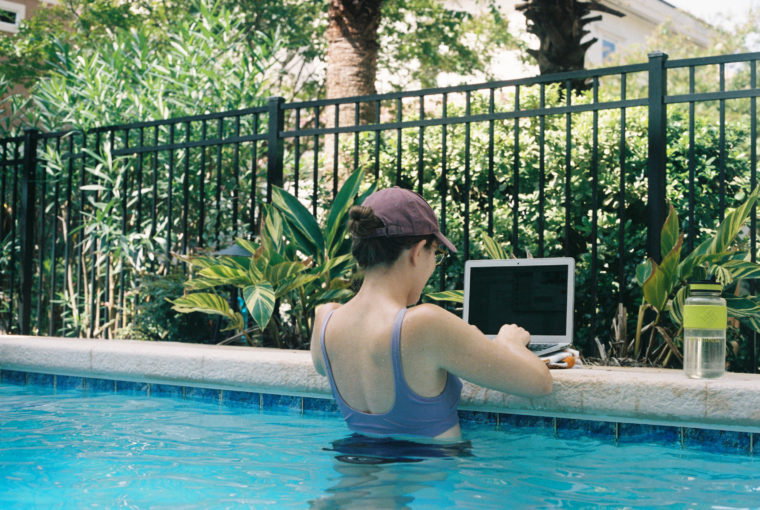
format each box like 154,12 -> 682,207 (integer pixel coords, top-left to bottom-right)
316,302 -> 462,438
309,186 -> 552,440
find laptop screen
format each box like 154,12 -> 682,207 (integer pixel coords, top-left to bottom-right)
463,258 -> 575,341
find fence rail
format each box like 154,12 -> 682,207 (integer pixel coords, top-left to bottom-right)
1,51 -> 758,369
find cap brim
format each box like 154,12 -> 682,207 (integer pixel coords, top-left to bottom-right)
435,232 -> 457,254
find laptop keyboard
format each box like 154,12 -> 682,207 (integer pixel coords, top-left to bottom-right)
527,343 -> 560,352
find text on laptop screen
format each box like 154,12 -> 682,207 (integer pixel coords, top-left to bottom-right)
468,265 -> 569,336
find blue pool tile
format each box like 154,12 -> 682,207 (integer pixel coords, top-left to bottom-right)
262,393 -> 303,413
185,386 -> 221,403
498,413 -> 555,432
302,397 -> 340,415
556,418 -> 616,440
150,383 -> 184,398
85,377 -> 116,393
56,375 -> 85,391
1,370 -> 28,385
27,372 -> 55,388
683,427 -> 752,455
460,410 -> 498,427
618,422 -> 680,445
223,390 -> 261,409
115,380 -> 150,396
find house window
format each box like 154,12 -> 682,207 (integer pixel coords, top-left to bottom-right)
0,1 -> 25,34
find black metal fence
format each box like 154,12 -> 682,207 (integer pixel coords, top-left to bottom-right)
1,52 -> 758,365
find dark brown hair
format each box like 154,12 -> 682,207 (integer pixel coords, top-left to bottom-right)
348,205 -> 435,268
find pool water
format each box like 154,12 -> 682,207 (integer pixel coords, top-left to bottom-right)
1,383 -> 759,509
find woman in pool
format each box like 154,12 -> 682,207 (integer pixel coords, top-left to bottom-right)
310,187 -> 553,441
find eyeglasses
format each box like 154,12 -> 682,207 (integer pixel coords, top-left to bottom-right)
435,246 -> 447,266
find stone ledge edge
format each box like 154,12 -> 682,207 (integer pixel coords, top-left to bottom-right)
2,335 -> 759,432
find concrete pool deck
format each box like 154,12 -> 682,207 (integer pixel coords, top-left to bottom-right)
2,334 -> 759,435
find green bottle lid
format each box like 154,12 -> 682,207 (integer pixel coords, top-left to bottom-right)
688,282 -> 722,293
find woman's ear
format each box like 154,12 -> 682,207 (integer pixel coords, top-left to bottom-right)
408,239 -> 427,266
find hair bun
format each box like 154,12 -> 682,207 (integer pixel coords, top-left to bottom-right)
348,205 -> 383,237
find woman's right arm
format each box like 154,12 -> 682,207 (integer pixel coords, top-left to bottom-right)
408,304 -> 553,398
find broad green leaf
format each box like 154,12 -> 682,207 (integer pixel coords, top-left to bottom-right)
635,259 -> 653,286
320,254 -> 354,276
249,250 -> 286,283
483,235 -> 508,260
356,181 -> 378,205
668,285 -> 687,327
272,186 -> 324,256
641,259 -> 669,313
425,290 -> 464,303
709,265 -> 734,287
680,187 -> 759,277
248,256 -> 264,280
707,188 -> 759,255
183,278 -> 227,291
175,253 -> 219,269
327,221 -> 351,259
325,277 -> 352,290
170,293 -> 244,331
261,204 -> 284,255
279,216 -> 317,258
198,264 -> 250,286
726,296 -> 760,318
325,169 -> 364,253
728,296 -> 760,333
243,283 -> 276,332
234,238 -> 259,253
721,260 -> 760,280
266,260 -> 309,285
660,204 -> 679,261
276,274 -> 320,296
317,288 -> 354,303
659,234 -> 683,295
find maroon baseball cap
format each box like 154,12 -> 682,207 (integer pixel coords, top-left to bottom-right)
361,187 -> 457,253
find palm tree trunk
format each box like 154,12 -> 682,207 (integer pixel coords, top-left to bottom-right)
516,0 -> 624,91
326,0 -> 383,126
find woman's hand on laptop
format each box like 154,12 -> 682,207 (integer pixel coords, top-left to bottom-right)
495,324 -> 531,348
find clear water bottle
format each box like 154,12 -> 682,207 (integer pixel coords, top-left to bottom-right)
683,282 -> 727,379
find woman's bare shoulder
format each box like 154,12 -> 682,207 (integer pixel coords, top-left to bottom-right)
404,303 -> 473,338
315,302 -> 342,320
407,302 -> 452,320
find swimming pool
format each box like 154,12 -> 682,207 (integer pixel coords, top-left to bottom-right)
2,383 -> 759,509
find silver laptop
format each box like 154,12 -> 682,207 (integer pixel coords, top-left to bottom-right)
462,257 -> 575,356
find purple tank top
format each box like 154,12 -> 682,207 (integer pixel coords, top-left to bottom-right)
320,308 -> 462,438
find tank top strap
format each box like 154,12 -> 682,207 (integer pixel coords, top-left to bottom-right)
389,307 -> 409,395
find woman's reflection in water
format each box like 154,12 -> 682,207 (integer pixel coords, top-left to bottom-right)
309,434 -> 472,509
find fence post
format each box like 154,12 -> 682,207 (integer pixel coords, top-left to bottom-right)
647,51 -> 668,263
19,128 -> 39,335
267,96 -> 285,203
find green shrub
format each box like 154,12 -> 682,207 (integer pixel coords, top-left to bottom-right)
116,271 -> 216,343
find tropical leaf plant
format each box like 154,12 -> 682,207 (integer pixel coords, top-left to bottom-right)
171,169 -> 370,348
633,187 -> 760,366
424,233 -> 513,303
